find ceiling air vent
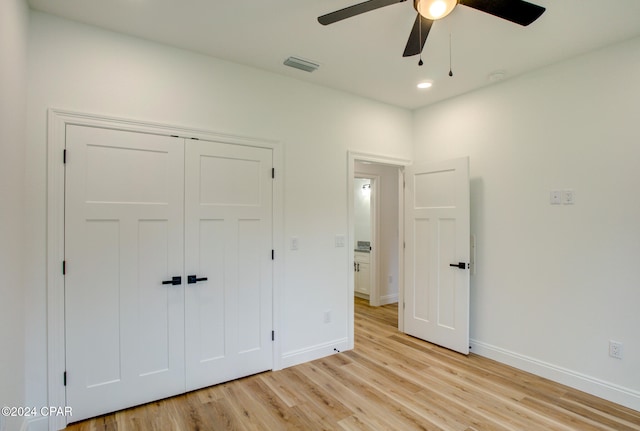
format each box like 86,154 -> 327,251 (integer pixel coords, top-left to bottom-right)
283,56 -> 319,73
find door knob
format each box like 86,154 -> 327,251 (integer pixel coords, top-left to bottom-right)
161,276 -> 182,285
449,262 -> 468,269
187,275 -> 208,284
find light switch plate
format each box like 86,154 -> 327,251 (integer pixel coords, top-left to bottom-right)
563,189 -> 575,205
550,190 -> 562,205
335,234 -> 345,248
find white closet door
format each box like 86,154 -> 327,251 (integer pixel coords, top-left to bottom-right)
184,140 -> 273,391
65,125 -> 185,421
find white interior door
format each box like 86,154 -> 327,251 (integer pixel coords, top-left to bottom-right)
65,125 -> 185,421
184,140 -> 273,391
404,157 -> 470,354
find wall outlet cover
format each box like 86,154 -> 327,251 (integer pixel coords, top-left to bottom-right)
609,340 -> 623,359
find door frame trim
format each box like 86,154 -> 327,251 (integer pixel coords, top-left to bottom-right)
347,152 -> 410,350
46,109 -> 284,430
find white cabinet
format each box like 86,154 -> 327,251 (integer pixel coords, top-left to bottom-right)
354,251 -> 371,297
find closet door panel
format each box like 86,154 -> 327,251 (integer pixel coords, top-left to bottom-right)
184,141 -> 273,391
65,125 -> 185,422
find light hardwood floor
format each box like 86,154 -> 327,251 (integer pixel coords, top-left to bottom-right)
66,298 -> 640,430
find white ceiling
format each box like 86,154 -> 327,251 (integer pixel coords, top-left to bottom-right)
27,0 -> 640,110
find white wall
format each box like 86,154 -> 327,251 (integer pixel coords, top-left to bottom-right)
413,36 -> 640,410
0,0 -> 28,430
25,10 -> 412,423
355,162 -> 400,304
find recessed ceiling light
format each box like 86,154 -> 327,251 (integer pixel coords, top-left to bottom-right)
417,82 -> 433,89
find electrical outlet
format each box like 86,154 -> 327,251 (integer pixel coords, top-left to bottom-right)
609,340 -> 623,359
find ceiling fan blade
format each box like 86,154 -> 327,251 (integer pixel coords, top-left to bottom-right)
403,14 -> 433,57
458,0 -> 545,26
318,0 -> 404,25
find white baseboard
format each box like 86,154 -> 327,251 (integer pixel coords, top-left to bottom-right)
280,337 -> 349,369
354,292 -> 369,301
470,339 -> 640,412
379,293 -> 398,305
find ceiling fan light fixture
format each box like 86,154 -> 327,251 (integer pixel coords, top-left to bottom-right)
417,0 -> 457,20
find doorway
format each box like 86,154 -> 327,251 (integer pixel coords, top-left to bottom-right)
354,176 -> 375,304
348,152 -> 471,357
348,152 -> 410,343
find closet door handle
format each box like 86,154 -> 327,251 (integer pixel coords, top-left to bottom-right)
162,276 -> 182,285
187,275 -> 208,284
449,262 -> 468,269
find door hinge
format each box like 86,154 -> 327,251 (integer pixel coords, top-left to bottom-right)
62,260 -> 66,275
271,330 -> 275,341
403,302 -> 405,310
271,250 -> 275,260
272,168 -> 275,179
63,371 -> 67,386
63,149 -> 67,164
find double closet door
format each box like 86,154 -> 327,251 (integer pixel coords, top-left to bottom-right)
64,125 -> 273,422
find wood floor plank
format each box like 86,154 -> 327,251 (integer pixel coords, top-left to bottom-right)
258,369 -> 309,408
295,361 -> 419,431
562,389 -> 640,425
65,298 -> 640,430
280,367 -> 353,422
313,357 -> 443,431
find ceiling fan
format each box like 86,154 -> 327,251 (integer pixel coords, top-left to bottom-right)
318,0 -> 546,58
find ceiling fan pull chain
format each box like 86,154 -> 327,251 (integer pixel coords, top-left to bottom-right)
418,14 -> 424,66
448,32 -> 453,76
